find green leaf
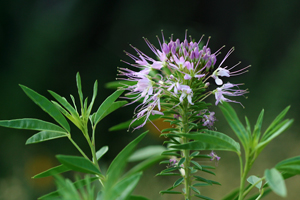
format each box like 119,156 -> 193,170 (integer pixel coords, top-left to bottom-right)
0,118 -> 66,132
219,102 -> 249,151
20,85 -> 70,132
254,119 -> 293,154
87,80 -> 98,116
108,172 -> 143,200
173,177 -> 184,188
191,160 -> 202,170
109,114 -> 161,131
275,156 -> 300,174
247,175 -> 262,189
96,101 -> 127,123
171,130 -> 240,153
93,90 -> 124,125
106,131 -> 147,188
76,72 -> 84,108
96,146 -> 109,161
127,195 -> 150,200
160,190 -> 182,194
33,164 -> 70,179
252,109 -> 264,145
38,176 -> 98,200
261,106 -> 290,141
48,90 -> 80,119
178,157 -> 186,167
123,155 -> 166,179
128,145 -> 167,162
221,188 -> 239,200
245,188 -> 272,200
191,186 -> 201,194
56,155 -> 102,176
264,168 -> 287,197
194,194 -> 213,200
26,131 -> 68,144
105,80 -> 137,89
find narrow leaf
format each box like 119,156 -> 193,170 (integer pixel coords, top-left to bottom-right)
127,196 -> 150,200
108,172 -> 142,200
38,177 -> 98,200
106,131 -> 147,188
191,186 -> 201,194
33,164 -> 70,179
173,177 -> 184,187
221,188 -> 239,200
48,90 -> 79,119
123,155 -> 166,179
172,130 -> 240,153
194,194 -> 213,200
252,109 -> 264,144
94,90 -> 124,125
128,145 -> 167,162
20,85 -> 70,132
109,114 -> 161,131
96,146 -> 109,161
219,102 -> 249,150
56,155 -> 101,175
76,72 -> 84,107
262,106 -> 290,141
0,118 -> 66,132
275,156 -> 300,174
26,131 -> 67,144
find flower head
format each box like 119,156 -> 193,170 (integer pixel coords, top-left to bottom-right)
118,31 -> 249,131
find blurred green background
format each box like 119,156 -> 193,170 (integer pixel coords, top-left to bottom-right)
1,0 -> 300,199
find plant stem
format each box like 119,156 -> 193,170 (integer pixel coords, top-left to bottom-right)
181,101 -> 191,199
68,136 -> 90,160
238,154 -> 250,200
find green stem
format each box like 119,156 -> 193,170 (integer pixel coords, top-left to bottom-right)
68,136 -> 90,160
181,101 -> 191,199
238,154 -> 250,200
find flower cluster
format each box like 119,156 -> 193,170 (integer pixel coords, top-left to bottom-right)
118,31 -> 249,130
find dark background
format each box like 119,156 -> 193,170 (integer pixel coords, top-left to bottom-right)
0,0 -> 300,199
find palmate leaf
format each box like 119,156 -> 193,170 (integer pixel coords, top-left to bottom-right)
219,102 -> 250,151
20,85 -> 70,132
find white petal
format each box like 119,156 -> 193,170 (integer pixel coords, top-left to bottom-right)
215,77 -> 223,85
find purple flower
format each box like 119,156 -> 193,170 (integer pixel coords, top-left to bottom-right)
209,151 -> 221,161
202,111 -> 216,129
213,83 -> 248,106
212,47 -> 250,85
